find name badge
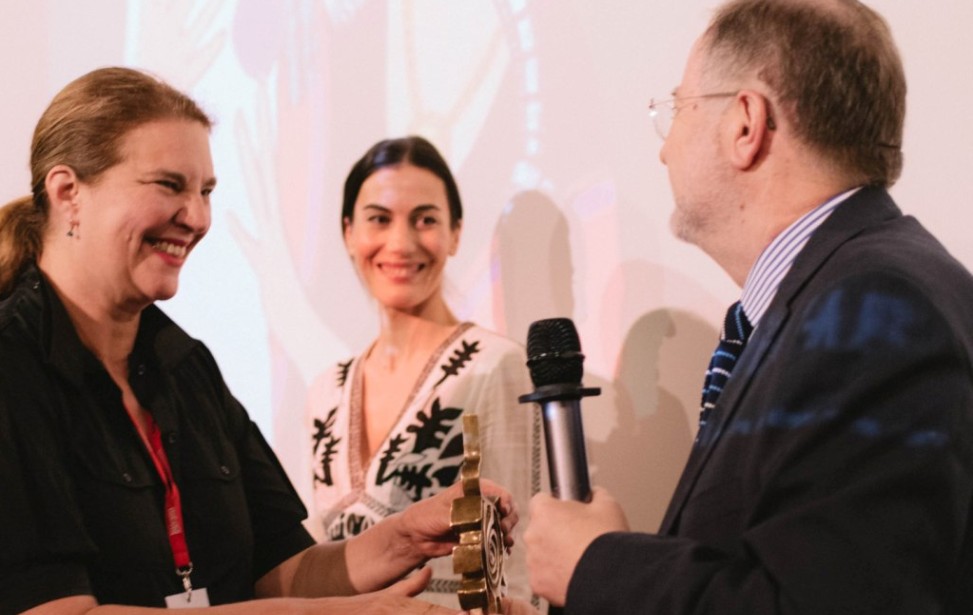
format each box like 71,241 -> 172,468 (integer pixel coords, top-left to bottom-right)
165,587 -> 210,608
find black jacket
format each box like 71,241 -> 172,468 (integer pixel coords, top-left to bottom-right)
569,188 -> 973,614
0,264 -> 314,613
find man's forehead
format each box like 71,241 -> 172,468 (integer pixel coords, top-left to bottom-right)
674,36 -> 709,96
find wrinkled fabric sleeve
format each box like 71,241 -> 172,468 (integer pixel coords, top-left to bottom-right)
0,366 -> 95,614
198,345 -> 316,582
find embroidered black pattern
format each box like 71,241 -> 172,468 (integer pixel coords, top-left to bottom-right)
432,461 -> 461,488
328,511 -> 373,539
312,407 -> 341,486
336,359 -> 353,388
426,578 -> 462,594
376,433 -> 408,486
397,463 -> 436,500
441,431 -> 465,458
368,336 -> 482,503
371,399 -> 465,501
434,339 -> 480,386
408,397 -> 462,453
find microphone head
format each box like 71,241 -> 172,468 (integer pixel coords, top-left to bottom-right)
525,318 -> 584,387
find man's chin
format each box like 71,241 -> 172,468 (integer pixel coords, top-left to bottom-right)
669,212 -> 696,245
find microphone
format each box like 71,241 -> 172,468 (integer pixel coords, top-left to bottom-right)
518,318 -> 600,502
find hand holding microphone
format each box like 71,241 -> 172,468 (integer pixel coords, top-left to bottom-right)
519,318 -> 601,612
524,486 -> 629,609
519,317 -> 600,502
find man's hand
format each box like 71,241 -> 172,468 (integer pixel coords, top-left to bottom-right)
498,597 -> 543,615
524,487 -> 629,606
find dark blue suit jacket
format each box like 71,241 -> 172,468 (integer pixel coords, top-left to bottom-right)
568,187 -> 973,614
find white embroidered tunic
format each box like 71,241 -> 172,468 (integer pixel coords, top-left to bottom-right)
308,322 -> 540,607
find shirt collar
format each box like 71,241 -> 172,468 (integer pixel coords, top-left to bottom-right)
17,263 -> 199,387
741,186 -> 861,327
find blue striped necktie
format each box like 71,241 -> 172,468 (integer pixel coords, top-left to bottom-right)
699,301 -> 753,435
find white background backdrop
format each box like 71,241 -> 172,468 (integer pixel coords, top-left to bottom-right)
2,0 -> 971,533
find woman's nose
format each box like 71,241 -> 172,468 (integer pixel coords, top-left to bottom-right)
174,193 -> 211,235
385,219 -> 416,252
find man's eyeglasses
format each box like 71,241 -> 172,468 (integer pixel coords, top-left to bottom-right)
648,92 -> 738,140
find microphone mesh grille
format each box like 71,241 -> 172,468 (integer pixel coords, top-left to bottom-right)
525,318 -> 584,387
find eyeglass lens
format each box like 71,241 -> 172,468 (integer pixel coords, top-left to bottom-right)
650,99 -> 672,140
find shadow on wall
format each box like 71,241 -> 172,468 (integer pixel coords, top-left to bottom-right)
492,189 -> 720,533
591,308 -> 716,532
491,189 -> 575,345
489,186 -> 619,453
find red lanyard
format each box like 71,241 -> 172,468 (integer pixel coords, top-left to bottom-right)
134,412 -> 194,588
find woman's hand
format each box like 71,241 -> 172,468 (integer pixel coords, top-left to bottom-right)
308,579 -> 460,615
377,565 -> 433,598
398,479 -> 519,561
346,479 -> 518,593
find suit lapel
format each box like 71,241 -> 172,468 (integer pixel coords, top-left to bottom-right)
659,187 -> 902,534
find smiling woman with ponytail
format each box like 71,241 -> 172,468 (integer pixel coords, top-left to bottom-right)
0,67 -> 513,615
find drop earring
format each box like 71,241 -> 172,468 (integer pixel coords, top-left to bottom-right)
67,221 -> 79,239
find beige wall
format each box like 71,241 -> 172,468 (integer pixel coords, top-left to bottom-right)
2,1 -> 971,533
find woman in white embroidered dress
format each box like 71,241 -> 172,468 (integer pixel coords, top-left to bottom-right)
307,136 -> 539,608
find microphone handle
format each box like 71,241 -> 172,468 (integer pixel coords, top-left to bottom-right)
520,384 -> 598,613
540,398 -> 592,503
541,398 -> 588,615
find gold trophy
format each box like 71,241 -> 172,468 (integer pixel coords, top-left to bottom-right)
449,414 -> 506,613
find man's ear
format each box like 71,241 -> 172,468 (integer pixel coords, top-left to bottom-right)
726,90 -> 774,170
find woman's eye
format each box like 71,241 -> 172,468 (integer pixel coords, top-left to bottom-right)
157,180 -> 181,192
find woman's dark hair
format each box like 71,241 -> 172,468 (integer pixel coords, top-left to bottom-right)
341,136 -> 462,230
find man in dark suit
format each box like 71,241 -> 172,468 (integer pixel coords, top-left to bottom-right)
521,1 -> 973,613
